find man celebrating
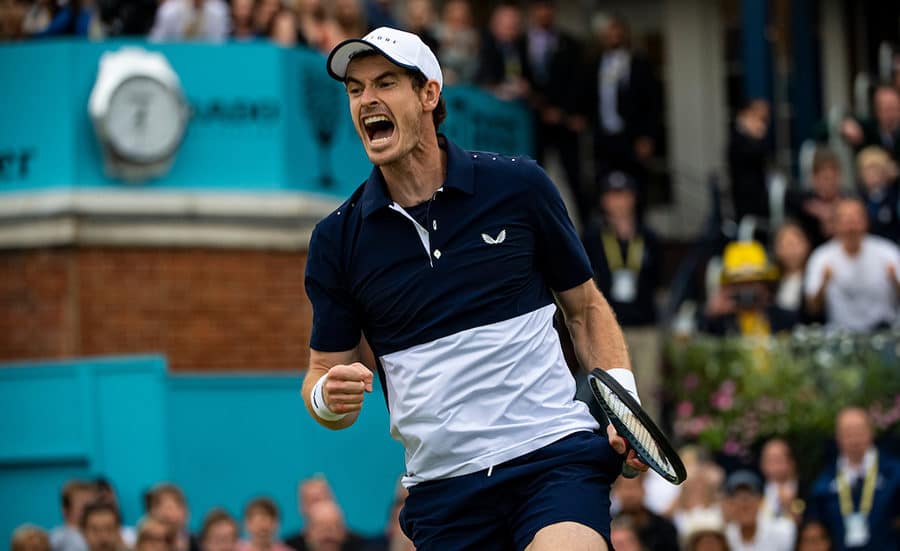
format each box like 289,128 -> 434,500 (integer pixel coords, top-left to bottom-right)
302,26 -> 645,551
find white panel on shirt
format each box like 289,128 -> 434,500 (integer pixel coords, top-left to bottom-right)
380,303 -> 599,487
804,236 -> 900,331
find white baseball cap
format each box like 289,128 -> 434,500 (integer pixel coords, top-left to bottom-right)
326,26 -> 443,91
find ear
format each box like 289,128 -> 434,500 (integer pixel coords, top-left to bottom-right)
420,80 -> 441,113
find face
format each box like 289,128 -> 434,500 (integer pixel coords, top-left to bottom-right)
202,521 -> 238,551
761,439 -> 795,482
245,511 -> 277,544
271,11 -> 297,47
305,503 -> 346,551
836,408 -> 873,462
530,2 -> 553,28
300,480 -> 333,519
442,0 -> 471,29
137,518 -> 175,551
610,527 -> 641,551
874,88 -> 900,131
774,225 -> 809,272
601,188 -> 636,218
83,511 -> 120,551
859,163 -> 888,192
66,489 -> 97,525
405,0 -> 433,29
797,522 -> 832,551
490,5 -> 521,43
152,495 -> 188,531
692,533 -> 729,551
811,164 -> 841,200
602,20 -> 626,49
232,0 -> 253,22
613,476 -> 644,514
345,55 -> 435,167
728,489 -> 761,526
834,201 -> 868,247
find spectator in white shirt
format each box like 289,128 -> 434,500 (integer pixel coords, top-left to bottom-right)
723,470 -> 795,551
759,438 -> 801,524
804,198 -> 900,331
149,0 -> 229,42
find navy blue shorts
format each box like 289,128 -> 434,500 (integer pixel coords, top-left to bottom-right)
398,430 -> 623,551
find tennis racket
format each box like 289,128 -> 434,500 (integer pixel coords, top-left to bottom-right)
587,368 -> 687,485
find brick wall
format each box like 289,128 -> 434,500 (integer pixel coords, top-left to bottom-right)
0,247 -> 312,371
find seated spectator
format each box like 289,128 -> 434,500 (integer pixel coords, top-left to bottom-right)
21,0 -> 53,35
432,0 -> 478,85
33,0 -> 97,37
94,477 -> 136,547
804,198 -> 900,331
361,479 -> 412,551
474,3 -> 530,102
609,516 -> 645,551
135,517 -> 176,551
759,438 -> 803,524
840,85 -> 900,163
613,474 -> 679,551
199,509 -> 239,551
81,502 -> 127,551
237,498 -> 292,551
319,0 -> 366,52
701,240 -> 797,336
401,0 -> 438,54
12,525 -> 51,551
772,222 -> 812,318
51,480 -> 96,551
794,520 -> 832,551
680,510 -> 729,551
729,98 -> 772,226
148,0 -> 229,42
855,146 -> 900,241
146,483 -> 199,551
290,501 -> 363,551
270,10 -> 298,47
786,148 -> 844,247
0,0 -> 28,40
229,0 -> 255,40
807,407 -> 900,550
285,478 -> 364,551
582,170 -> 662,418
723,470 -> 795,551
669,448 -> 726,539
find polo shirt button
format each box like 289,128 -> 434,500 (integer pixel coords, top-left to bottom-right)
433,249 -> 441,259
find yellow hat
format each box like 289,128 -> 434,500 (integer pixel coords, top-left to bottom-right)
720,241 -> 778,284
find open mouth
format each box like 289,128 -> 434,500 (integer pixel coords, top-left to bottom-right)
363,115 -> 395,145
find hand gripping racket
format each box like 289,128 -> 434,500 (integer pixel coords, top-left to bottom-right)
588,368 -> 687,485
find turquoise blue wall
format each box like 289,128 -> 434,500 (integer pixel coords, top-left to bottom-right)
0,356 -> 403,542
0,40 -> 533,196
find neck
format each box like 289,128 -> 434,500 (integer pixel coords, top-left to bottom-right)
739,522 -> 757,541
842,238 -> 862,255
846,450 -> 867,467
607,214 -> 635,239
380,133 -> 446,207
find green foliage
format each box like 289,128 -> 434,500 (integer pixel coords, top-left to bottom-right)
667,329 -> 900,467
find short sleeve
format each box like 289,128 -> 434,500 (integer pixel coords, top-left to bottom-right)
305,223 -> 362,352
526,164 -> 593,291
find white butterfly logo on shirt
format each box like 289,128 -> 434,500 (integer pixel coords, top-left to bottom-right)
482,229 -> 507,245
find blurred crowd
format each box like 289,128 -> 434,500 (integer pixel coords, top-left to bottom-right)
11,475 -> 413,551
10,406 -> 900,551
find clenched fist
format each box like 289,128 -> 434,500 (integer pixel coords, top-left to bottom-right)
323,363 -> 373,415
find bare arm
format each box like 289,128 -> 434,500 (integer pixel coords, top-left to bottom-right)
806,266 -> 832,316
555,279 -> 631,373
302,342 -> 373,430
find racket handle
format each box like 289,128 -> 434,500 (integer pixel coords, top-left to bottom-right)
621,464 -> 640,479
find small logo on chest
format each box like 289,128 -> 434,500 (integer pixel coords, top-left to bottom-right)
482,229 -> 506,245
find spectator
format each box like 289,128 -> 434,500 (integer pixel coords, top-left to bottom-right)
80,502 -> 126,551
51,480 -> 96,551
786,148 -> 844,247
21,0 -> 53,35
582,170 -> 662,418
680,510 -> 730,551
840,85 -> 900,163
319,0 -> 366,53
229,0 -> 255,40
295,0 -> 326,50
136,517 -> 176,551
728,99 -> 772,226
807,407 -> 900,550
612,474 -> 679,551
253,0 -> 280,37
432,0 -> 478,85
772,222 -> 812,317
584,15 -> 661,220
146,483 -> 199,551
523,0 -> 586,214
474,3 -> 530,102
669,449 -> 726,540
93,0 -> 157,36
759,438 -> 803,524
0,0 -> 28,40
401,0 -> 438,54
94,477 -> 136,547
362,482 -> 412,551
12,525 -> 51,551
723,470 -> 795,551
362,0 -> 396,31
148,0 -> 230,42
270,9 -> 298,47
33,0 -> 97,37
237,498 -> 293,551
199,509 -> 239,551
855,146 -> 900,241
609,516 -> 645,551
794,520 -> 832,551
288,501 -> 363,551
804,198 -> 900,331
701,240 -> 797,337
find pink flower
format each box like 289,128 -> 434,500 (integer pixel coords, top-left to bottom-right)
712,391 -> 734,411
723,440 -> 742,455
677,401 -> 694,419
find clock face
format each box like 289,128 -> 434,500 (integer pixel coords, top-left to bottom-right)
104,76 -> 186,163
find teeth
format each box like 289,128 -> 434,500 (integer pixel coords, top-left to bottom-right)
364,115 -> 390,127
371,136 -> 391,145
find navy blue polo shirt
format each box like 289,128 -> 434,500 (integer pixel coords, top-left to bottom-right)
306,137 -> 593,356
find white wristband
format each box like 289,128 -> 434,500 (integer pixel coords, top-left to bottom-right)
608,368 -> 641,406
311,373 -> 347,421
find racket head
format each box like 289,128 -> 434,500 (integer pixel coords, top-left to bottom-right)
588,368 -> 687,485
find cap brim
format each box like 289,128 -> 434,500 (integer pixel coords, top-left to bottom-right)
326,38 -> 421,82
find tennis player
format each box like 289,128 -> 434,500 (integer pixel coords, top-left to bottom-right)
302,26 -> 647,551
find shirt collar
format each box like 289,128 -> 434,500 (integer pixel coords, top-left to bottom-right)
360,135 -> 474,218
838,447 -> 877,480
